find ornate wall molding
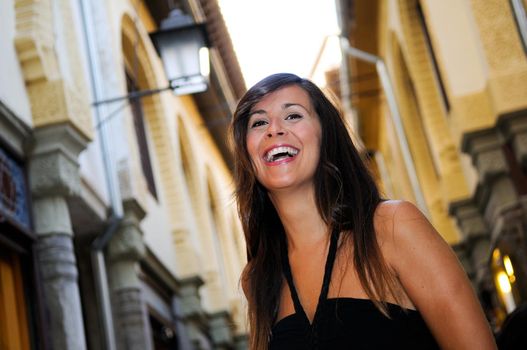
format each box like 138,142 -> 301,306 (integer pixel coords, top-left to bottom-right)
14,0 -> 93,138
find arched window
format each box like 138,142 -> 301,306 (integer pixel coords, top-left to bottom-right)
126,70 -> 157,199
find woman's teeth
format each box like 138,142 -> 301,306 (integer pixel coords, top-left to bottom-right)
265,146 -> 299,162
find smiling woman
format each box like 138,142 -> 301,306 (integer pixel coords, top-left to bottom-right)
246,85 -> 321,191
230,73 -> 497,350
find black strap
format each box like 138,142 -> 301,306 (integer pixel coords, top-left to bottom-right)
281,227 -> 341,326
281,239 -> 305,316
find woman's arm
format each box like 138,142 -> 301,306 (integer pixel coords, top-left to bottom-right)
382,200 -> 496,350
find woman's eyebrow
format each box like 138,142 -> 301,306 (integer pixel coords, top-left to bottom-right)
248,109 -> 267,118
248,103 -> 310,118
283,103 -> 309,112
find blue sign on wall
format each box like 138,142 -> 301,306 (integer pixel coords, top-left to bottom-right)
0,147 -> 30,230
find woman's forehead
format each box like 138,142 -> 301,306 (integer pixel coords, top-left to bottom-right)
250,85 -> 312,114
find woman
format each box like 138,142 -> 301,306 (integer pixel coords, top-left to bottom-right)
231,73 -> 496,349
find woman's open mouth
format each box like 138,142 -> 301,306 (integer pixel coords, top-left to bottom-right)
263,146 -> 299,165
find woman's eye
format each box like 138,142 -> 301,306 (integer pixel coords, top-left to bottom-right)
250,120 -> 267,128
286,113 -> 302,120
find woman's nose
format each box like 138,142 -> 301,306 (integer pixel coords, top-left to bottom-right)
266,120 -> 286,138
266,130 -> 285,137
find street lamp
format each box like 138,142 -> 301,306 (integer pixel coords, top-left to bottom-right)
150,8 -> 211,95
93,9 -> 211,107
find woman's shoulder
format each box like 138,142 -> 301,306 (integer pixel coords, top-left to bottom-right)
372,199 -> 438,266
373,199 -> 426,240
374,199 -> 423,218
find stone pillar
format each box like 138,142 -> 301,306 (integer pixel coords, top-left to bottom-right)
234,334 -> 249,350
178,276 -> 210,349
29,124 -> 89,350
209,310 -> 235,350
459,125 -> 525,302
449,198 -> 490,286
107,199 -> 152,350
462,128 -> 521,230
171,295 -> 194,350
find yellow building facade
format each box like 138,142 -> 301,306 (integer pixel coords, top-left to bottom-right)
335,0 -> 527,330
0,0 -> 247,349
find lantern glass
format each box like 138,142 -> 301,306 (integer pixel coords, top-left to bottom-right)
150,12 -> 210,95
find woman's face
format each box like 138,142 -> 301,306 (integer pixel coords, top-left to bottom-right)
246,85 -> 322,192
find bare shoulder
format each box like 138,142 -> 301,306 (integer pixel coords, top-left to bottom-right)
373,199 -> 430,247
373,199 -> 453,279
374,199 -> 425,222
374,202 -> 496,349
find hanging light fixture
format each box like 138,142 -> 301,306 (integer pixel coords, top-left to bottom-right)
92,8 -> 211,108
150,8 -> 211,95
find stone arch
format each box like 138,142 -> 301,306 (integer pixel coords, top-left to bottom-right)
120,12 -> 166,203
206,165 -> 238,290
177,116 -> 201,210
192,164 -> 239,312
168,115 -> 208,277
387,28 -> 460,242
387,31 -> 438,194
120,13 -> 159,92
120,13 -> 204,279
396,0 -> 468,202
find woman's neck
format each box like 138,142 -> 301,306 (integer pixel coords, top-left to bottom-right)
268,186 -> 328,251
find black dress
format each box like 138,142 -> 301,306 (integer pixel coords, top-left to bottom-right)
269,229 -> 440,350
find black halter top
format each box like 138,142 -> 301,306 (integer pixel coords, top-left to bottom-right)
269,229 -> 440,350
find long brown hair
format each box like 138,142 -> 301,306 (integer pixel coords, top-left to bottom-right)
231,73 -> 398,349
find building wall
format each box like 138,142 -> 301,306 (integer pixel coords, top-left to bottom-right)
337,0 -> 527,330
89,0 -> 247,346
0,0 -> 33,127
0,0 -> 248,349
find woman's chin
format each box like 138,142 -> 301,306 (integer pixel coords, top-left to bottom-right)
261,178 -> 313,193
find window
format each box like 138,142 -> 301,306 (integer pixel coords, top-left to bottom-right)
126,71 -> 158,199
150,312 -> 179,350
416,1 -> 451,112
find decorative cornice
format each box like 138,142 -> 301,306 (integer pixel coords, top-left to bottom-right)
497,108 -> 527,140
31,123 -> 90,162
449,196 -> 489,241
178,274 -> 207,323
107,199 -> 147,262
180,275 -> 205,289
14,0 -> 59,83
460,127 -> 502,157
14,0 -> 93,140
29,123 -> 90,198
123,198 -> 147,222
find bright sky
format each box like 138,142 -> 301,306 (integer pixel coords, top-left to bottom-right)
218,0 -> 342,88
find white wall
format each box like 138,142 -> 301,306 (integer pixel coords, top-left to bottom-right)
0,0 -> 33,125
